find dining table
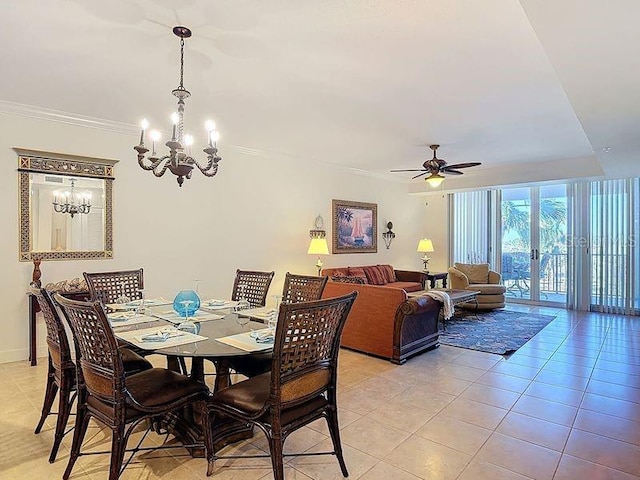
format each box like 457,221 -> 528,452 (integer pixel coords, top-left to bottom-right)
110,302 -> 273,456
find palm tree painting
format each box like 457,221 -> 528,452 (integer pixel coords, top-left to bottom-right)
332,199 -> 378,253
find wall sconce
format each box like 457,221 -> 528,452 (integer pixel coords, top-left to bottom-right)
417,238 -> 434,272
382,221 -> 395,249
307,215 -> 329,276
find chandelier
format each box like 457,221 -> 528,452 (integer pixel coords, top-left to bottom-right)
134,26 -> 222,187
52,178 -> 92,218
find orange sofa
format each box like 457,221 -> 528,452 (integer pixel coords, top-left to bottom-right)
321,266 -> 440,364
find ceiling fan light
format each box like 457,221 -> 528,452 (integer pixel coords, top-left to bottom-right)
426,173 -> 445,188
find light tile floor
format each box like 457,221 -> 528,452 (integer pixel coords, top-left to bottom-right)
1,305 -> 639,479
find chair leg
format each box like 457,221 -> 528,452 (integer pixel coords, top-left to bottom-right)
199,402 -> 215,477
49,382 -> 73,463
108,424 -> 128,480
326,409 -> 349,477
266,431 -> 285,480
63,405 -> 91,480
34,374 -> 58,434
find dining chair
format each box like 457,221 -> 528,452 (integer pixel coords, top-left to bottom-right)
207,291 -> 358,480
231,269 -> 275,308
32,286 -> 152,464
83,268 -> 144,304
54,293 -> 213,480
227,273 -> 328,379
31,286 -> 77,463
281,272 -> 328,305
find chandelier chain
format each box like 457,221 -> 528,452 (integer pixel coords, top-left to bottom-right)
179,37 -> 185,89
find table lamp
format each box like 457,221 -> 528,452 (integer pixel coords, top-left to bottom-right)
417,238 -> 434,272
308,235 -> 330,276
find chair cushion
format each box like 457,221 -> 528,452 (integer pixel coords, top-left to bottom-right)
455,263 -> 490,284
212,372 -> 329,423
363,266 -> 387,285
347,267 -> 368,284
120,347 -> 153,375
125,368 -> 209,410
467,284 -> 506,295
476,294 -> 507,304
228,353 -> 273,378
213,372 -> 271,414
378,264 -> 397,283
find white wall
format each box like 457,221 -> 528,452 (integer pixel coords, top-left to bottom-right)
0,112 -> 442,363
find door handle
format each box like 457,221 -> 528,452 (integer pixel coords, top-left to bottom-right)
531,249 -> 535,260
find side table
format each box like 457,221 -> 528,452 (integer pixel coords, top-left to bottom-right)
426,272 -> 448,289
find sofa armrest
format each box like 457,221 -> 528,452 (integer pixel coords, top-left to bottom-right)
488,270 -> 502,284
448,267 -> 470,289
394,269 -> 427,287
392,296 -> 441,364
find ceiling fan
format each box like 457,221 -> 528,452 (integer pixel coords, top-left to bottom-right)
391,144 -> 481,187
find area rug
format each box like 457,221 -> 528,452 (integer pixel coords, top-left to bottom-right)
438,309 -> 555,355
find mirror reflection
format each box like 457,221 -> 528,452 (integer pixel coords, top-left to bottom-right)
29,173 -> 105,253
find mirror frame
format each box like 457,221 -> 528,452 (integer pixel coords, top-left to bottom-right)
16,148 -> 118,262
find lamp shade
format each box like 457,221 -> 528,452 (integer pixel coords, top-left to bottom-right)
307,237 -> 329,255
417,238 -> 434,253
425,173 -> 445,188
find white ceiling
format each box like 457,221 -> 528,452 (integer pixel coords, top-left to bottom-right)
1,0 -> 637,189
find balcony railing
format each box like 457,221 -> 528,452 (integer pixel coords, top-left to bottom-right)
501,251 -> 567,300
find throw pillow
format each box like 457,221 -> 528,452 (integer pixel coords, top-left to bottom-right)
332,270 -> 346,277
363,265 -> 387,285
378,264 -> 397,283
330,275 -> 365,284
454,263 -> 490,284
347,267 -> 369,284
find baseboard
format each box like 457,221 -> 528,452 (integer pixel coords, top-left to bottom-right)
0,343 -> 48,364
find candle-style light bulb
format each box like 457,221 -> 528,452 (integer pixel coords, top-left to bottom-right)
205,120 -> 216,146
211,130 -> 220,146
150,130 -> 161,155
139,118 -> 149,145
171,113 -> 179,140
184,134 -> 194,156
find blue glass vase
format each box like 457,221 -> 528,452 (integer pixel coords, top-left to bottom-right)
173,289 -> 201,318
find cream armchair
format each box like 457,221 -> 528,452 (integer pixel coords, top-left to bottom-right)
448,263 -> 506,310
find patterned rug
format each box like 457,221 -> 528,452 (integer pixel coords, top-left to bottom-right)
438,309 -> 555,355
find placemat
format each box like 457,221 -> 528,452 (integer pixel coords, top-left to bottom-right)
216,328 -> 274,352
116,326 -> 208,350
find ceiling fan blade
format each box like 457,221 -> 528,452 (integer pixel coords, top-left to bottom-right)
441,169 -> 464,175
445,162 -> 482,169
411,171 -> 429,179
390,169 -> 428,172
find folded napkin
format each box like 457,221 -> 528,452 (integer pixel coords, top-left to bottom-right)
138,328 -> 184,343
108,311 -> 135,321
206,299 -> 227,306
250,329 -> 274,344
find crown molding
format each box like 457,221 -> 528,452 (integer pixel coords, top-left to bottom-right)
0,100 -> 137,135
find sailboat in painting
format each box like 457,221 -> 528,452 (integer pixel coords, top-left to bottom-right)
352,216 -> 365,246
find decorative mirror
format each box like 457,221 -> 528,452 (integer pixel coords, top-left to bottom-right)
16,148 -> 117,261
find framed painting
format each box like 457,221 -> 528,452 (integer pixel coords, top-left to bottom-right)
332,199 -> 377,254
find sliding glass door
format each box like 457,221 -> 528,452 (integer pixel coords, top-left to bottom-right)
500,186 -> 567,305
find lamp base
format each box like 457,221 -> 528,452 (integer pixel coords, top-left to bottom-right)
316,257 -> 323,277
422,255 -> 431,273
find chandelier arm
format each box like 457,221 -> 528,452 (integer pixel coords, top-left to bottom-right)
192,152 -> 220,177
137,154 -> 165,172
151,156 -> 173,178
